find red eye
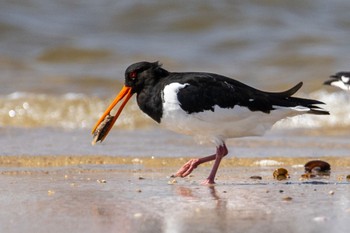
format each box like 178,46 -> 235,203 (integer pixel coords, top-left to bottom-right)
129,71 -> 137,79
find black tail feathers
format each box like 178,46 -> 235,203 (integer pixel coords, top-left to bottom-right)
269,82 -> 329,115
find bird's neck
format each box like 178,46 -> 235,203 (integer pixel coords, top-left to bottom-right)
136,82 -> 164,123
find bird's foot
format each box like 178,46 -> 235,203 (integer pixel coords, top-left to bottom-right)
174,158 -> 200,178
201,178 -> 216,185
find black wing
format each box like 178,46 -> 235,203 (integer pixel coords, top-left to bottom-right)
173,73 -> 328,115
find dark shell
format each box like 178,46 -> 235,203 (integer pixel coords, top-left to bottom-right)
304,160 -> 331,173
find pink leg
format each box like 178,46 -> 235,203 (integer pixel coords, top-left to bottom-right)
202,144 -> 228,184
174,143 -> 228,184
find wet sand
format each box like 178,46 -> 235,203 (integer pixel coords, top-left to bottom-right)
1,128 -> 350,233
1,156 -> 350,233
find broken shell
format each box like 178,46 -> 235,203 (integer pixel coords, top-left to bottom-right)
304,160 -> 331,174
273,168 -> 290,180
92,114 -> 115,145
250,175 -> 262,180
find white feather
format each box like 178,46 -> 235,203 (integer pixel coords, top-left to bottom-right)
273,105 -> 310,112
330,80 -> 350,91
341,76 -> 350,83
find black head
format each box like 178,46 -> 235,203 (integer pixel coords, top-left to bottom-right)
331,72 -> 350,79
124,61 -> 169,93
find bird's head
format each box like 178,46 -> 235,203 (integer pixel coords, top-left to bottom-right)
124,61 -> 167,92
91,61 -> 167,143
324,72 -> 350,90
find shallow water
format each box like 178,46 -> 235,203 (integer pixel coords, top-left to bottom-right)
1,127 -> 350,159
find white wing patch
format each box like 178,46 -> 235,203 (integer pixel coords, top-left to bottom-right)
162,82 -> 188,110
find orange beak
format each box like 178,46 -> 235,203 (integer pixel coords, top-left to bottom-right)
91,85 -> 133,142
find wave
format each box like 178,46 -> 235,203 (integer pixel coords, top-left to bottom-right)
273,90 -> 350,130
1,90 -> 349,131
0,92 -> 153,129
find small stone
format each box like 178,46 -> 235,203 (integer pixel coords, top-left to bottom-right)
97,179 -> 107,183
167,179 -> 177,185
134,213 -> 143,218
250,175 -> 262,180
313,216 -> 328,222
282,196 -> 293,201
47,190 -> 55,196
329,190 -> 335,195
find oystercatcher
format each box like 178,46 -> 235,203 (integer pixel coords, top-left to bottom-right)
324,72 -> 350,91
92,61 -> 329,184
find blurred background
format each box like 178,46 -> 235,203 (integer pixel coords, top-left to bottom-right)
1,0 -> 350,156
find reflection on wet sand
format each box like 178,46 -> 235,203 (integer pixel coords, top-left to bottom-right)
167,184 -> 273,233
1,164 -> 349,233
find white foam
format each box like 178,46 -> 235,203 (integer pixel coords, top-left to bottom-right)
273,90 -> 350,129
254,159 -> 284,166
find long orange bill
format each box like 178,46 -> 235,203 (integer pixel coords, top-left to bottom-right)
91,85 -> 133,142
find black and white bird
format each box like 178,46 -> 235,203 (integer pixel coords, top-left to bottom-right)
92,61 -> 329,184
324,72 -> 350,91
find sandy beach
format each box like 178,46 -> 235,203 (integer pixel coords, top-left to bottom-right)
0,153 -> 349,233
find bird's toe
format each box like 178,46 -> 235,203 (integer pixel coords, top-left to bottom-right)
174,158 -> 200,178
